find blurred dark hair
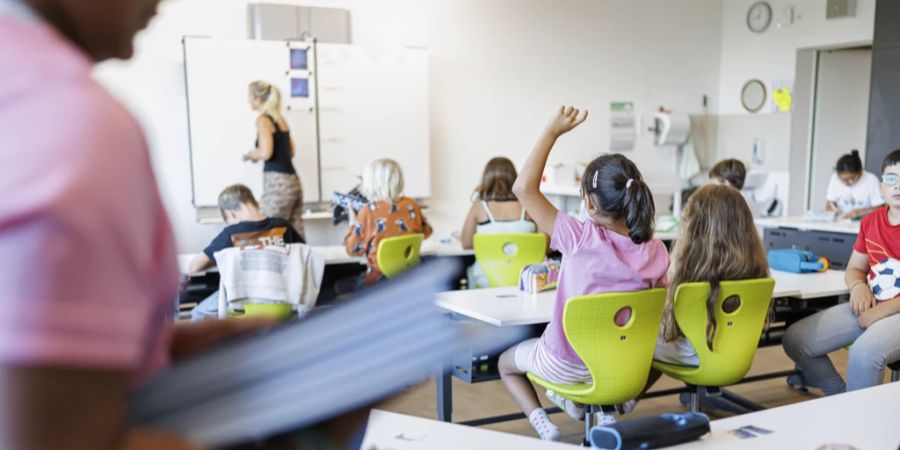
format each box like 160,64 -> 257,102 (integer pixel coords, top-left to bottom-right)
836,150 -> 863,174
580,154 -> 654,244
709,159 -> 747,190
883,149 -> 900,172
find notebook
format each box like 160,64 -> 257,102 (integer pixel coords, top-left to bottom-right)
129,259 -> 524,448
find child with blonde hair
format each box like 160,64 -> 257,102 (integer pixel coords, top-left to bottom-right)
343,158 -> 432,286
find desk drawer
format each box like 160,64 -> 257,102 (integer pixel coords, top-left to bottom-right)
450,323 -> 543,384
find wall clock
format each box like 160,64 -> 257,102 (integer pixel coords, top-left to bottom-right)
747,1 -> 773,33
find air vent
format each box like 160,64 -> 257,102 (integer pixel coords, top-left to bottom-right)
826,0 -> 857,19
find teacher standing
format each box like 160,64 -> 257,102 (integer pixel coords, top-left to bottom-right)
244,80 -> 305,238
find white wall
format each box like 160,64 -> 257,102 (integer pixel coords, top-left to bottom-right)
808,48 -> 872,209
717,0 -> 875,115
714,0 -> 875,174
96,0 -> 723,252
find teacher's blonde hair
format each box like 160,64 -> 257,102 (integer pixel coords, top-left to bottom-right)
248,80 -> 284,123
361,158 -> 404,202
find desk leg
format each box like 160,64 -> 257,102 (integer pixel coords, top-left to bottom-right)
437,360 -> 452,422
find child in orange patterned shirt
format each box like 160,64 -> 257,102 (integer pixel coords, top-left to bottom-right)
343,158 -> 433,285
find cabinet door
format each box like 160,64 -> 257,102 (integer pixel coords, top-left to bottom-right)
865,47 -> 900,173
874,0 -> 900,50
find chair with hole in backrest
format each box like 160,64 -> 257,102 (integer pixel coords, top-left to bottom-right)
528,288 -> 667,444
473,233 -> 548,287
652,278 -> 775,413
376,233 -> 425,279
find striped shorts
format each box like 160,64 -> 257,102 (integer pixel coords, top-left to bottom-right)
514,337 -> 592,385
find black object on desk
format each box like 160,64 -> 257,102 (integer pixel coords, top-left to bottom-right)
590,412 -> 711,450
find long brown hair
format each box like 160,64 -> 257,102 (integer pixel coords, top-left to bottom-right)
662,184 -> 769,345
475,157 -> 518,202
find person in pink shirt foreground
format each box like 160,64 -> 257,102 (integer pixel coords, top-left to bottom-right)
0,1 -> 346,449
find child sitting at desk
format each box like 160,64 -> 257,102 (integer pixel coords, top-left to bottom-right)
189,184 -> 305,321
460,156 -> 539,288
497,107 -> 669,441
825,150 -> 884,220
653,184 -> 769,366
783,149 -> 900,395
342,158 -> 433,289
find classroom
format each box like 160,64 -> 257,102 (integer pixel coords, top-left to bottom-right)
1,0 -> 899,448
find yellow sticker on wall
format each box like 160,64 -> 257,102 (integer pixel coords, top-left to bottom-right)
773,88 -> 792,112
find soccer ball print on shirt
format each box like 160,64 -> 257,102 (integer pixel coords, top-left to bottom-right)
869,258 -> 900,301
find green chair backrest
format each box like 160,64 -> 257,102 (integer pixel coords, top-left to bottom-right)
376,233 -> 425,278
672,278 -> 775,386
473,233 -> 548,287
242,302 -> 293,321
563,288 -> 667,405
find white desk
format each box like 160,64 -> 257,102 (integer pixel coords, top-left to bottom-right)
436,270 -> 848,327
361,409 -> 578,449
366,383 -> 900,449
668,382 -> 900,449
177,237 -> 473,275
755,216 -> 860,235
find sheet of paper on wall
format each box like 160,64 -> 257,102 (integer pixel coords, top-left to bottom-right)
772,80 -> 793,113
128,259 -> 526,448
610,101 -> 636,152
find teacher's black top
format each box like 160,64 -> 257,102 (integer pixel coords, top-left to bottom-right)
258,114 -> 296,174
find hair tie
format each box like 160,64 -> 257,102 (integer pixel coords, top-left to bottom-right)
592,170 -> 599,189
626,178 -> 634,189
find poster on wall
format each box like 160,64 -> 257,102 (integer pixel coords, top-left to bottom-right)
772,80 -> 793,113
610,101 -> 635,152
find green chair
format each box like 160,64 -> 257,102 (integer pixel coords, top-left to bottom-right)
473,233 -> 548,287
652,278 -> 775,413
242,303 -> 293,321
528,288 -> 667,443
376,233 -> 425,279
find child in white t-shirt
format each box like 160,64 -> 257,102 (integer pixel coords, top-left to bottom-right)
826,150 -> 884,219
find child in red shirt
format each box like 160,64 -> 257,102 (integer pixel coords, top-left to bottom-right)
783,149 -> 900,395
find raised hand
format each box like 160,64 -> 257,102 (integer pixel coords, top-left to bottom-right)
544,105 -> 588,138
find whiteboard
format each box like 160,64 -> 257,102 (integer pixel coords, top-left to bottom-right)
315,44 -> 430,199
184,37 -> 319,208
183,38 -> 431,211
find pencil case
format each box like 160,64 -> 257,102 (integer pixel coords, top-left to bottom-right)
590,412 -> 710,450
767,248 -> 830,273
518,260 -> 560,293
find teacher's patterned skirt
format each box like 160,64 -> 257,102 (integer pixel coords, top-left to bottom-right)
260,171 -> 305,239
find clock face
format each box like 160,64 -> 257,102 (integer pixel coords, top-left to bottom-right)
747,1 -> 772,33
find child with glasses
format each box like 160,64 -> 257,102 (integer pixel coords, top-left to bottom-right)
783,149 -> 900,394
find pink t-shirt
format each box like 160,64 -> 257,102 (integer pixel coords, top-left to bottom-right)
0,18 -> 178,386
542,212 -> 669,364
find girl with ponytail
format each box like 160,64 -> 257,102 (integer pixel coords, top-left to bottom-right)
497,106 -> 670,441
244,80 -> 305,237
825,149 -> 884,220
